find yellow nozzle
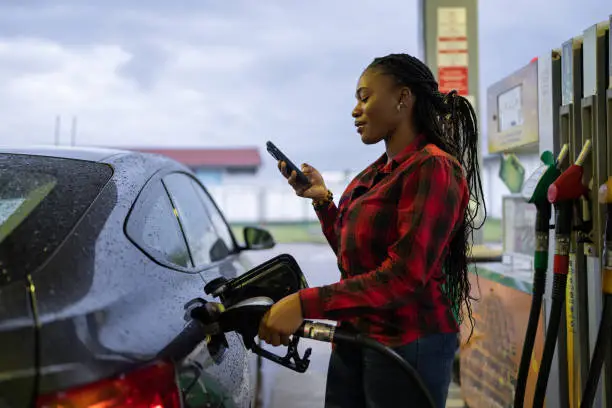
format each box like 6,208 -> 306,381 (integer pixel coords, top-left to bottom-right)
598,176 -> 612,204
575,139 -> 592,166
556,144 -> 569,168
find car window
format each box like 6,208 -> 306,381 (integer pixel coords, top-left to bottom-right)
190,179 -> 236,253
126,181 -> 192,268
0,154 -> 113,286
163,173 -> 230,267
0,172 -> 56,244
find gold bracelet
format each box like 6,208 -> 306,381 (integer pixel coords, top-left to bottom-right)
312,189 -> 333,208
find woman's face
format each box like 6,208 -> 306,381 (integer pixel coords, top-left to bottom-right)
352,69 -> 411,145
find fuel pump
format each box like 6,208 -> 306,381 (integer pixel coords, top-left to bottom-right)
532,140 -> 592,408
578,21 -> 611,408
514,146 -> 568,408
580,177 -> 612,407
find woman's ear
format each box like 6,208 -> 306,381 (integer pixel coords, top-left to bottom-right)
399,87 -> 414,108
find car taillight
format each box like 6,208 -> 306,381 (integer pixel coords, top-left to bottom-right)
36,360 -> 181,408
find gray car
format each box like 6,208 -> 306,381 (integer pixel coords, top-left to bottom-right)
0,146 -> 275,408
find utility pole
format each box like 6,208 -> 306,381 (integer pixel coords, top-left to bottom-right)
54,115 -> 61,146
70,116 -> 78,146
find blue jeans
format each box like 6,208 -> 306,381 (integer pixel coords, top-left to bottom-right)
324,332 -> 458,408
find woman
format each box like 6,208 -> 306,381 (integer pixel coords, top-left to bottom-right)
258,53 -> 485,408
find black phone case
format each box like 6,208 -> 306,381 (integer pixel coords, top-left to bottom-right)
266,141 -> 311,186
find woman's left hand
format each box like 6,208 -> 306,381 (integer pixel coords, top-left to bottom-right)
258,292 -> 304,347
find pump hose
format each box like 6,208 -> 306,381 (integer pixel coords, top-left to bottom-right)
514,267 -> 547,408
532,273 -> 568,408
335,331 -> 436,408
580,295 -> 612,408
297,321 -> 437,408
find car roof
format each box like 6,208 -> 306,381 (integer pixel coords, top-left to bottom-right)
0,145 -> 192,184
0,145 -> 128,163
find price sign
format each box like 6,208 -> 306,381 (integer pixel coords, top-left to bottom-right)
497,85 -> 523,132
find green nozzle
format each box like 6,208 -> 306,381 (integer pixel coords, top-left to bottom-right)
541,150 -> 555,166
522,150 -> 562,204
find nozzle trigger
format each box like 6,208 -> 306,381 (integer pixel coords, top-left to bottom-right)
251,336 -> 312,373
213,302 -> 313,373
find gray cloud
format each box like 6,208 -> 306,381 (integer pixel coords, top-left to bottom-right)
0,0 -> 609,175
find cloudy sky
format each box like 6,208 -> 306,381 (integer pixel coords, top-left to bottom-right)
0,0 -> 609,174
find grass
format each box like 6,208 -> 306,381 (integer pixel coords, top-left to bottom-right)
231,218 -> 503,245
482,218 -> 502,244
231,222 -> 327,245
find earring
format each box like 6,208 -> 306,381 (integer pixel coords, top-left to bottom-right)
396,102 -> 403,112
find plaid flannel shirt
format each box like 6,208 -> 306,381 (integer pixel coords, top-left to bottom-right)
299,135 -> 469,346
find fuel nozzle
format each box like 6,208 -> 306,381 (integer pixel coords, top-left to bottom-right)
556,144 -> 570,169
547,140 -> 591,204
547,140 -> 592,276
189,300 -> 438,407
190,297 -> 313,373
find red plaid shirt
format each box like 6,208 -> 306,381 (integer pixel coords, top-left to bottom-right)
299,135 -> 469,347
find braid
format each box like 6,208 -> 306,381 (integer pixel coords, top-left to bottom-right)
367,54 -> 487,340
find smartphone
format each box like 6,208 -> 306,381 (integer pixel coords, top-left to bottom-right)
266,141 -> 311,186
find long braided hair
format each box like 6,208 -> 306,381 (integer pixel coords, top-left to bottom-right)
367,53 -> 486,338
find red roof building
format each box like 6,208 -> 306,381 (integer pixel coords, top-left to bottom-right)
123,147 -> 262,185
131,147 -> 261,170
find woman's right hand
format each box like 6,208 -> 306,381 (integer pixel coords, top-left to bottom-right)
278,161 -> 328,201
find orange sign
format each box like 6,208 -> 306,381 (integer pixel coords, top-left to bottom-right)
459,273 -> 545,407
439,66 -> 469,95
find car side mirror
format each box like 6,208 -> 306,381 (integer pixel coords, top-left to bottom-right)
243,226 -> 275,250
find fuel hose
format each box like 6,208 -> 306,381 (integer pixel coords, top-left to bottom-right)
296,321 -> 437,408
580,296 -> 612,407
189,300 -> 437,407
580,179 -> 612,408
514,201 -> 551,408
531,200 -> 571,408
514,147 -> 566,408
532,142 -> 591,408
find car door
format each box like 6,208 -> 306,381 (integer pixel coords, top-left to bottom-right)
162,172 -> 252,408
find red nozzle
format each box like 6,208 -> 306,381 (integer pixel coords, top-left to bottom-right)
547,164 -> 588,203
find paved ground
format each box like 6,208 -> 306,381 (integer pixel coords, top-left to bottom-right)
244,243 -> 465,408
